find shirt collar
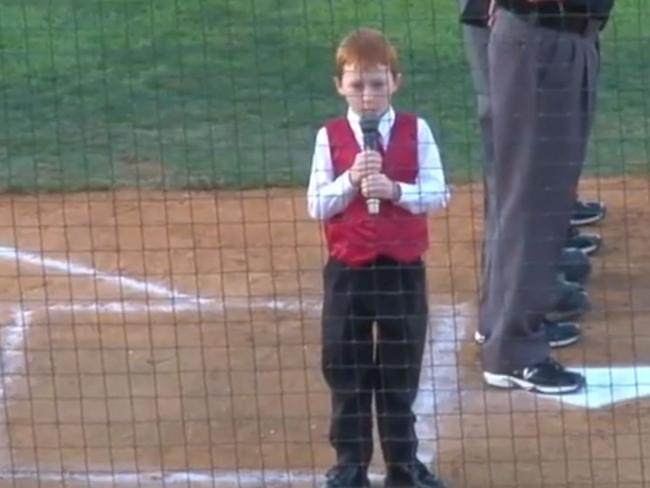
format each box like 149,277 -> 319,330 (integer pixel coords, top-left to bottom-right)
347,107 -> 396,148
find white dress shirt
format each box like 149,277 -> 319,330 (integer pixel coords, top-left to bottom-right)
307,107 -> 449,220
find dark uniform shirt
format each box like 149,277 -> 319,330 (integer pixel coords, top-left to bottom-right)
460,0 -> 615,27
497,0 -> 614,18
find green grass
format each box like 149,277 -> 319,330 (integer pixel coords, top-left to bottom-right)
0,0 -> 648,192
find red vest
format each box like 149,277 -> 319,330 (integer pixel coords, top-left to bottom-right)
324,112 -> 429,266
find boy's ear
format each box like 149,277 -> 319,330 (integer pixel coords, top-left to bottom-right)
392,73 -> 403,93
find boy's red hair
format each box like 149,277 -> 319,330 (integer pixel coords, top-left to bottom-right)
335,28 -> 400,80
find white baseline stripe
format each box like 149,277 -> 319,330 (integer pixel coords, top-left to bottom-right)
44,298 -> 463,318
0,469 -> 339,486
0,246 -> 200,301
45,298 -> 323,316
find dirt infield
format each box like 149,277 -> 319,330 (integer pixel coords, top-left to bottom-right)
0,176 -> 649,487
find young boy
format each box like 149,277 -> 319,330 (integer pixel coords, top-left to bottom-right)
307,28 -> 449,488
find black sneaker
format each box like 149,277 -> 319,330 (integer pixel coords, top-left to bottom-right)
323,466 -> 370,488
483,357 -> 585,394
545,279 -> 590,322
571,200 -> 606,227
558,248 -> 591,284
385,461 -> 447,488
565,226 -> 602,256
539,319 -> 581,347
474,319 -> 580,348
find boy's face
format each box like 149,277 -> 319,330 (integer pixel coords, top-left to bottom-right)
335,63 -> 401,117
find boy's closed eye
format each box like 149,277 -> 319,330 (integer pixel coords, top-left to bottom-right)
349,80 -> 387,92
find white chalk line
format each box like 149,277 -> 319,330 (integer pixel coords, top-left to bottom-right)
42,298 -> 464,318
0,246 -> 206,302
0,309 -> 31,399
0,243 -> 467,319
0,469 -> 335,486
45,297 -> 324,315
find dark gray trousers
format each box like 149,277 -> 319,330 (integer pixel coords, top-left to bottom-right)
460,20 -> 496,310
479,8 -> 600,373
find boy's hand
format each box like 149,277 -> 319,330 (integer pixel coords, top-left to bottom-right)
361,174 -> 400,201
348,150 -> 382,187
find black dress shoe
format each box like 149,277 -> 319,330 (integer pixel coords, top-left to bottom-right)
571,199 -> 606,227
537,319 -> 581,348
385,461 -> 447,488
558,248 -> 591,284
545,278 -> 590,322
323,466 -> 370,488
475,318 -> 580,348
565,226 -> 602,256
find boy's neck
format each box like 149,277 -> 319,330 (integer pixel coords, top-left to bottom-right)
349,106 -> 393,120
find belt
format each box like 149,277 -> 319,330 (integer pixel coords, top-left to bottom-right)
502,3 -> 603,36
532,14 -> 603,36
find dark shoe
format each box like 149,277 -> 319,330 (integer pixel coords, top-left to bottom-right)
323,466 -> 370,488
545,279 -> 590,322
571,199 -> 606,227
483,357 -> 586,394
539,319 -> 581,348
565,226 -> 602,256
558,248 -> 591,284
474,319 -> 580,348
385,461 -> 447,488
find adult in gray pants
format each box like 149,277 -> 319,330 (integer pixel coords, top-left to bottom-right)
460,0 -> 601,339
459,0 -> 602,311
460,0 -> 614,394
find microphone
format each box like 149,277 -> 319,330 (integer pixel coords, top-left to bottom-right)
359,113 -> 381,215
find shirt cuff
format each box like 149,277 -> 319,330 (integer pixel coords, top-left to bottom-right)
338,170 -> 357,196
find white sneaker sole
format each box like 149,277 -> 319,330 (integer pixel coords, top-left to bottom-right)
565,234 -> 602,256
483,371 -> 584,395
547,334 -> 580,348
570,205 -> 607,227
570,216 -> 604,227
581,243 -> 600,255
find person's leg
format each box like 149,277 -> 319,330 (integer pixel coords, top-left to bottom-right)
461,21 -> 497,339
373,259 -> 428,469
462,23 -> 493,172
480,9 -> 598,387
321,259 -> 375,480
373,258 -> 444,487
572,37 -> 606,227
